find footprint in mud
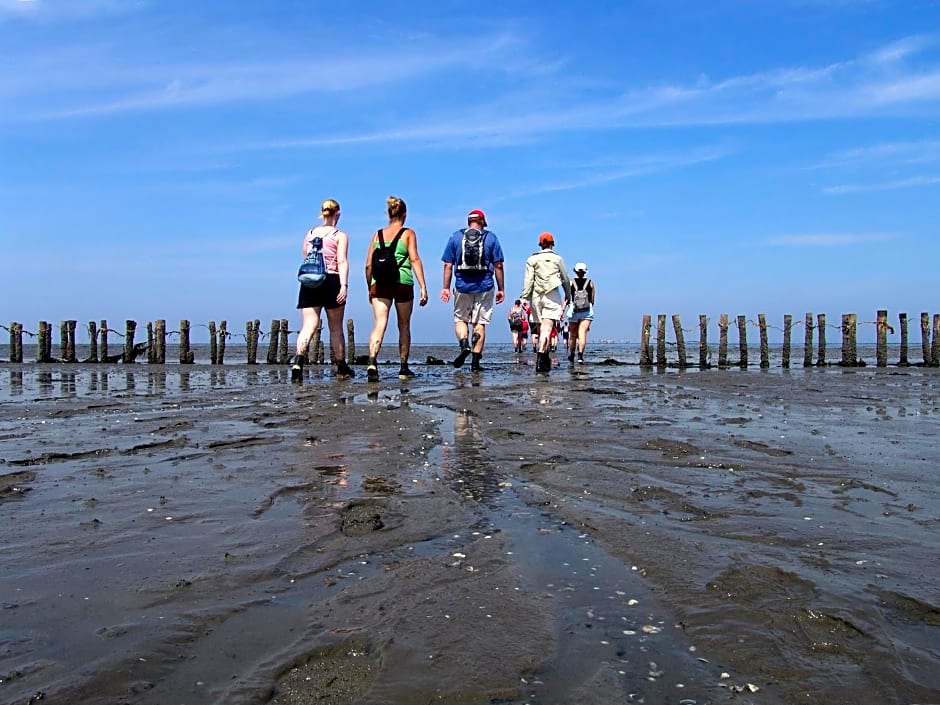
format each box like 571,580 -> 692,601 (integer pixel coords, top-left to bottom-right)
340,501 -> 385,537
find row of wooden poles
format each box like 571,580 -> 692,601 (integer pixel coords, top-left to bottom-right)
4,318 -> 354,365
4,310 -> 940,368
639,311 -> 940,368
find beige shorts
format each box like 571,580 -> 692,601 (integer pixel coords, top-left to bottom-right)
533,288 -> 564,322
453,289 -> 495,325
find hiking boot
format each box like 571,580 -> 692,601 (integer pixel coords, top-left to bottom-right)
577,353 -> 585,365
336,361 -> 355,380
536,352 -> 551,374
453,338 -> 472,368
398,364 -> 416,380
366,364 -> 380,383
567,352 -> 575,364
289,355 -> 304,382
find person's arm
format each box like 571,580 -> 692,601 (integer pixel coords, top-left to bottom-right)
335,231 -> 349,304
405,229 -> 429,306
520,258 -> 534,302
493,261 -> 505,304
588,279 -> 596,305
364,232 -> 377,289
559,258 -> 573,301
440,262 -> 453,303
301,229 -> 312,259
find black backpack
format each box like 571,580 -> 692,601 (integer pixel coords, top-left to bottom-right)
371,227 -> 406,286
458,228 -> 487,271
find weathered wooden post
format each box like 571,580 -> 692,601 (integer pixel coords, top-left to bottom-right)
656,314 -> 667,367
782,315 -> 792,368
65,320 -> 77,362
86,321 -> 98,363
698,315 -> 708,368
310,319 -> 323,364
218,320 -> 227,365
898,313 -> 909,366
841,314 -> 858,366
246,320 -> 260,364
758,314 -> 769,369
346,319 -> 356,365
921,312 -> 931,365
737,315 -> 748,368
37,321 -> 48,363
266,320 -> 279,364
180,319 -> 195,364
155,319 -> 166,364
672,314 -> 687,368
59,321 -> 69,362
208,321 -> 218,364
146,322 -> 155,363
932,315 -> 940,368
876,310 -> 888,367
9,323 -> 23,363
100,319 -> 109,363
278,318 -> 289,364
718,314 -> 729,367
816,313 -> 826,366
803,313 -> 813,367
123,320 -> 137,363
640,315 -> 652,367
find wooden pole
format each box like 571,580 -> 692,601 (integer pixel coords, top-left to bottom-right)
803,313 -> 813,367
218,320 -> 227,365
37,321 -> 48,363
155,319 -> 166,364
737,315 -> 747,368
86,321 -> 98,363
876,310 -> 888,367
59,321 -> 68,362
672,314 -> 687,368
841,313 -> 858,366
278,318 -> 289,364
898,313 -> 909,366
930,313 -> 940,367
208,321 -> 218,364
124,320 -> 137,364
246,320 -> 259,364
782,315 -> 792,369
10,322 -> 23,363
66,320 -> 77,362
640,315 -> 652,366
100,319 -> 109,363
921,312 -> 931,365
266,319 -> 279,364
346,318 -> 356,365
180,319 -> 194,364
816,313 -> 826,366
758,313 -> 769,369
698,314 -> 708,368
718,314 -> 729,367
147,322 -> 155,363
656,314 -> 667,367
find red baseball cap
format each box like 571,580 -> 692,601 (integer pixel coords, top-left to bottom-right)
467,209 -> 487,226
539,232 -> 554,246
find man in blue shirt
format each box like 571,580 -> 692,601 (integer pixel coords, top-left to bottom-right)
440,208 -> 505,370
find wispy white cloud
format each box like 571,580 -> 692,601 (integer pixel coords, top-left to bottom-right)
765,232 -> 895,246
815,139 -> 940,168
822,175 -> 940,194
0,0 -> 144,22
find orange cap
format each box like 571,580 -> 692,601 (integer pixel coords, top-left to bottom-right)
539,232 -> 554,246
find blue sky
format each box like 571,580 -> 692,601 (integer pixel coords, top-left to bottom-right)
2,0 -> 939,345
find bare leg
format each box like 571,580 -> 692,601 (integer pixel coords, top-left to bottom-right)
395,299 -> 415,362
538,319 -> 554,354
369,298 -> 392,358
472,323 -> 486,352
577,319 -> 592,355
296,307 -> 321,356
568,321 -> 578,358
454,320 -> 469,343
325,305 -> 347,363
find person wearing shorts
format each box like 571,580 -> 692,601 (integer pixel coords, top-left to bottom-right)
291,198 -> 354,381
520,232 -> 572,374
440,208 -> 505,371
566,262 -> 595,364
364,196 -> 429,382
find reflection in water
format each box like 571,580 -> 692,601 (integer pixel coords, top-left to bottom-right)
60,372 -> 76,396
180,371 -> 191,392
38,371 -> 53,394
125,371 -> 136,391
148,371 -> 167,393
9,369 -> 23,395
210,370 -> 227,388
89,370 -> 110,393
444,410 -> 501,505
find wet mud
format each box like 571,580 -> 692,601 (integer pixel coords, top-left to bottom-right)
0,363 -> 938,705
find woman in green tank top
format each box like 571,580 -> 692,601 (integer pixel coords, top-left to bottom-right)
363,196 -> 429,382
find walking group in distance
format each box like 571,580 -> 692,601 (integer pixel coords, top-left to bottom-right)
290,197 -> 596,382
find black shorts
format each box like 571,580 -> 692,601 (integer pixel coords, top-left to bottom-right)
297,273 -> 343,309
369,282 -> 414,303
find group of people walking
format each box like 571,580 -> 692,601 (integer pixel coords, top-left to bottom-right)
289,197 -> 595,382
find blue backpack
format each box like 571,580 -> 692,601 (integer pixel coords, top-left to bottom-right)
297,232 -> 327,288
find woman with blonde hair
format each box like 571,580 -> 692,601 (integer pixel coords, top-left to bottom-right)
364,196 -> 429,382
290,198 -> 354,381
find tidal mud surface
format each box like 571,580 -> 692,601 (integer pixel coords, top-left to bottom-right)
0,363 -> 938,704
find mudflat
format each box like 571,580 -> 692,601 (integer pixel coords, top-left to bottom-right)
1,363 -> 938,705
